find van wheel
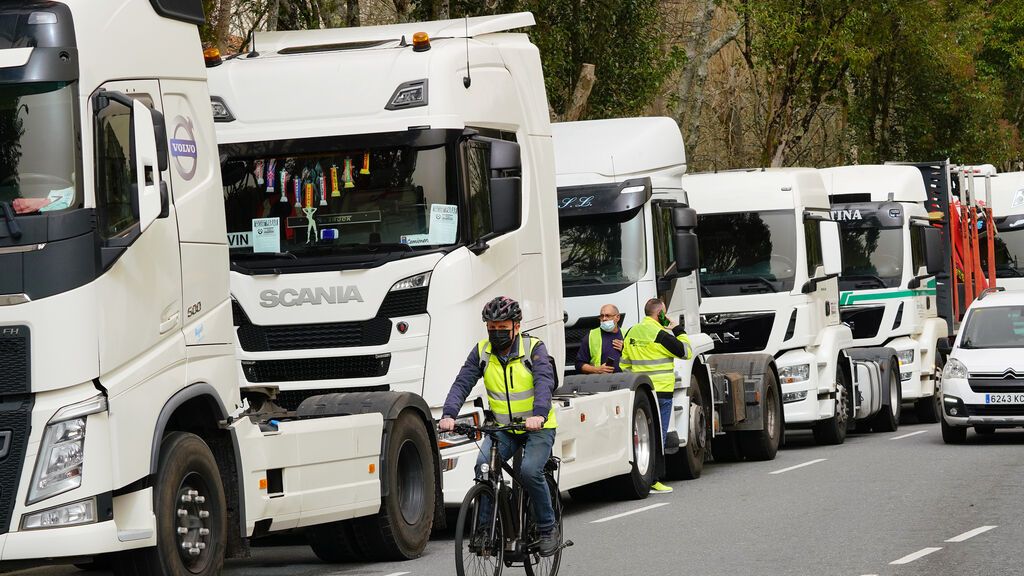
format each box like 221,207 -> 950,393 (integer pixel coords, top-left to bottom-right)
113,433 -> 227,576
352,411 -> 435,560
612,391 -> 656,499
812,365 -> 850,445
871,359 -> 902,432
738,370 -> 782,461
941,417 -> 967,444
666,377 -> 706,480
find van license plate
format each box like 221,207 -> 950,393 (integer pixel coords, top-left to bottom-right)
985,393 -> 1024,404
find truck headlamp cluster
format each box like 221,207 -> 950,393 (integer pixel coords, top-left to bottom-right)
27,394 -> 107,505
779,364 -> 811,384
782,390 -> 808,404
896,349 -> 915,366
21,497 -> 97,530
386,79 -> 428,111
390,271 -> 431,292
942,357 -> 968,380
438,413 -> 480,449
210,96 -> 235,122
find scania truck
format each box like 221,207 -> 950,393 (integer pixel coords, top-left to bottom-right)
0,1 -> 440,573
208,14 -> 678,506
682,169 -> 901,448
553,117 -> 781,475
821,165 -> 949,424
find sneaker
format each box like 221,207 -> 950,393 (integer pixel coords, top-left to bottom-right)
649,481 -> 674,494
539,526 -> 560,557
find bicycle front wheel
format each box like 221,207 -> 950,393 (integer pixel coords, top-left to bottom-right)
455,483 -> 504,576
524,475 -> 563,576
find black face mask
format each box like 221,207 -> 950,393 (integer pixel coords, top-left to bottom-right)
488,329 -> 514,351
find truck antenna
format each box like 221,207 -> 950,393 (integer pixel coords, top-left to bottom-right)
247,31 -> 259,58
463,15 -> 472,89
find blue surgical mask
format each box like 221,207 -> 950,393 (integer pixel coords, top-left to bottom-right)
600,320 -> 616,332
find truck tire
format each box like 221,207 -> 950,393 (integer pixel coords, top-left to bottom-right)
666,377 -> 706,480
916,354 -> 943,423
738,370 -> 782,461
871,359 -> 902,432
941,417 -> 967,444
611,391 -> 656,500
307,519 -> 365,563
113,432 -> 227,576
351,410 -> 435,560
812,365 -> 850,446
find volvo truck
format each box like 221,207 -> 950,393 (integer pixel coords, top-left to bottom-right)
821,165 -> 948,424
0,1 -> 440,573
683,169 -> 900,448
208,14 -> 678,506
553,117 -> 780,475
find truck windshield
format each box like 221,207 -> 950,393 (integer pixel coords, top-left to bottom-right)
960,305 -> 1024,349
985,222 -> 1024,278
560,210 -> 646,286
220,130 -> 461,266
838,227 -> 904,289
0,82 -> 78,215
697,210 -> 797,295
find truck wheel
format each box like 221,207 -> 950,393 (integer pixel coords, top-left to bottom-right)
352,410 -> 435,560
666,377 -> 706,480
612,391 -> 656,500
871,359 -> 902,432
941,417 -> 967,444
113,432 -> 227,576
812,365 -> 850,446
916,355 -> 943,424
307,519 -> 365,563
710,433 -> 743,462
738,370 -> 782,461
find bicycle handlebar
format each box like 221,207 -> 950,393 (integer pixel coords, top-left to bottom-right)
447,422 -> 527,435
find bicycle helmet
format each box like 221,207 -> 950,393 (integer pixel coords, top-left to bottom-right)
481,296 -> 522,322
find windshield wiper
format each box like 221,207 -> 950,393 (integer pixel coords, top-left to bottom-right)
0,201 -> 22,240
841,274 -> 887,289
231,251 -> 297,261
704,275 -> 778,293
330,242 -> 414,253
563,276 -> 606,286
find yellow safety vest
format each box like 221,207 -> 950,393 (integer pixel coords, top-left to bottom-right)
478,336 -> 557,430
619,317 -> 693,393
588,328 -> 603,367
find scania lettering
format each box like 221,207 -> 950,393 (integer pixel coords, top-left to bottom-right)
0,2 -> 440,573
259,286 -> 365,307
208,13 -> 677,508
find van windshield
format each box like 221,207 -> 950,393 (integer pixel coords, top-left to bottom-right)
697,210 -> 798,295
960,306 -> 1024,349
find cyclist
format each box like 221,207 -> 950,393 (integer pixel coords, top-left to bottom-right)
439,296 -> 560,556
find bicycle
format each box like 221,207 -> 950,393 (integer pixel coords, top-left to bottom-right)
449,423 -> 573,576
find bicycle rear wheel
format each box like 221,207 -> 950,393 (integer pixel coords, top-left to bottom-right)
524,475 -> 562,576
455,483 -> 504,576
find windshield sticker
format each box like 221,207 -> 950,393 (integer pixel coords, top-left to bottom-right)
252,217 -> 281,253
227,231 -> 253,248
286,210 -> 382,229
831,208 -> 863,221
170,115 -> 198,181
321,228 -> 339,241
38,186 -> 74,212
1013,187 -> 1024,209
302,206 -> 318,244
429,204 -> 458,244
401,234 -> 432,246
558,195 -> 596,210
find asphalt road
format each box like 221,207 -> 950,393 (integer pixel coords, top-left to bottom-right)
7,416 -> 1024,576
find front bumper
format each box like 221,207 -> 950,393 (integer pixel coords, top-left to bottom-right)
942,378 -> 1024,427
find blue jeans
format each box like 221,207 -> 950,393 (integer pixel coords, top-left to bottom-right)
475,428 -> 556,531
658,397 -> 673,447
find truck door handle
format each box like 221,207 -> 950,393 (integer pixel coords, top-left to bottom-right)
159,313 -> 180,334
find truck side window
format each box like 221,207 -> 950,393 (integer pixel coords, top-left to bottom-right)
464,139 -> 492,240
805,218 -> 824,276
652,205 -> 674,276
93,94 -> 153,239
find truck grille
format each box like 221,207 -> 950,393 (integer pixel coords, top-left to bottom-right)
236,317 -> 392,352
0,325 -> 30,395
564,317 -> 599,371
968,371 -> 1024,393
378,287 -> 428,317
700,312 -> 775,353
0,396 -> 32,535
274,385 -> 390,411
840,305 -> 885,340
241,354 -> 391,383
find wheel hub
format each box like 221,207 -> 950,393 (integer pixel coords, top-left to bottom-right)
175,476 -> 212,569
634,408 -> 651,475
690,403 -> 706,450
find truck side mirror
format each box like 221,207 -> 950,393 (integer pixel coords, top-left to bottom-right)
490,177 -> 521,235
671,206 -> 699,275
820,220 -> 843,277
923,226 -> 944,275
487,138 -> 521,172
131,99 -> 164,233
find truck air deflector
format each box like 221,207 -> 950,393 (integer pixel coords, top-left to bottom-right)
0,2 -> 78,83
556,178 -> 652,220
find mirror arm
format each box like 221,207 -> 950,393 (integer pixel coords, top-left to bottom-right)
468,239 -> 489,256
801,272 -> 839,294
908,273 -> 933,290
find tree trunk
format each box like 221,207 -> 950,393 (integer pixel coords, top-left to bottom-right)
214,0 -> 233,52
267,0 -> 280,31
554,63 -> 597,122
346,0 -> 360,26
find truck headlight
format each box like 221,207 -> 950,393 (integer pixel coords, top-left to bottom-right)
897,349 -> 915,366
21,496 -> 97,530
779,364 -> 811,384
27,394 -> 107,505
390,271 -> 431,291
438,413 -> 480,449
942,357 -> 968,380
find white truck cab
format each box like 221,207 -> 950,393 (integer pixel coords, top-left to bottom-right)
684,168 -> 900,447
982,171 -> 1024,291
941,288 -> 1024,442
821,165 -> 949,423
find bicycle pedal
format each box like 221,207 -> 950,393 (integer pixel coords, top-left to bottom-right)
561,540 -> 574,549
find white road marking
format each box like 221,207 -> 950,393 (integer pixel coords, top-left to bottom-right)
890,547 -> 943,565
890,430 -> 928,440
769,458 -> 827,475
946,525 -> 997,543
382,572 -> 411,576
590,502 -> 669,524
